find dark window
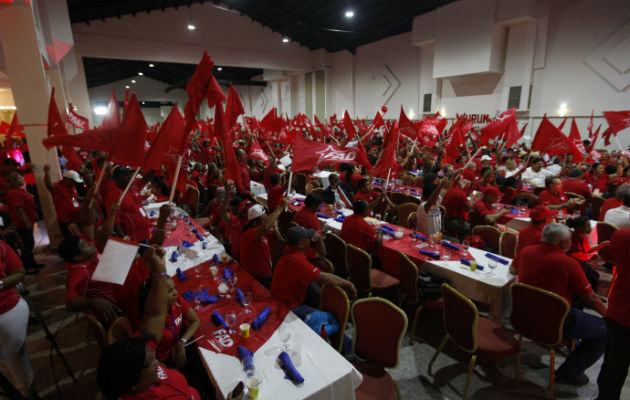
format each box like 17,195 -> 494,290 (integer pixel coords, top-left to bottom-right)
423,93 -> 432,112
508,86 -> 521,109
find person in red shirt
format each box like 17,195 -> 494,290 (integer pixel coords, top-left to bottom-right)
293,193 -> 323,232
44,165 -> 84,238
0,241 -> 36,398
137,277 -> 200,369
104,167 -> 151,243
538,177 -> 584,211
472,186 -> 510,225
267,174 -> 284,211
354,178 -> 392,213
599,184 -> 628,221
583,163 -> 608,192
596,229 -> 630,399
271,226 -> 356,320
510,205 -> 555,274
340,200 -> 383,254
517,223 -> 607,386
97,246 -> 202,400
236,149 -> 251,195
6,172 -> 40,274
562,169 -> 592,200
239,199 -> 288,288
443,175 -> 472,237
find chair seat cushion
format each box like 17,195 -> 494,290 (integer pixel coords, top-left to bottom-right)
353,360 -> 396,400
422,298 -> 444,310
371,269 -> 400,289
476,317 -> 520,361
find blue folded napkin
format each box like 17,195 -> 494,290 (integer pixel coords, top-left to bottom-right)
196,233 -> 204,241
237,346 -> 254,371
171,251 -> 179,262
150,210 -> 156,217
460,258 -> 485,270
200,289 -> 218,303
211,254 -> 220,264
316,213 -> 330,219
510,208 -> 519,214
235,288 -> 246,306
182,290 -> 196,301
485,253 -> 509,264
211,311 -> 230,330
181,240 -> 194,248
410,232 -> 427,241
295,198 -> 304,202
334,216 -> 346,223
419,249 -> 440,259
223,268 -> 234,281
278,351 -> 304,385
252,306 -> 271,330
176,267 -> 186,281
192,227 -> 198,233
202,242 -> 207,249
381,225 -> 396,231
441,241 -> 460,251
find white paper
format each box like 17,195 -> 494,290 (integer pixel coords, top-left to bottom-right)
280,155 -> 292,168
91,238 -> 139,285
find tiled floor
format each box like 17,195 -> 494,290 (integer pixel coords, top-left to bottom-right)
1,222 -> 628,399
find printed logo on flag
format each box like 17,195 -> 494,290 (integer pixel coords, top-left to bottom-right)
315,145 -> 358,165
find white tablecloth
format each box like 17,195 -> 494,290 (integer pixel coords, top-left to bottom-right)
313,171 -> 334,189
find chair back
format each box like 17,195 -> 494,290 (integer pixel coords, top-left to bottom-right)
441,284 -> 478,353
324,233 -> 349,277
320,284 -> 350,353
310,187 -> 325,198
86,313 -> 108,349
346,243 -> 372,293
589,195 -> 605,220
597,221 -> 618,244
565,192 -> 584,201
516,192 -> 539,208
404,194 -> 421,205
277,209 -> 295,238
510,283 -> 569,346
397,203 -> 418,226
390,192 -> 408,205
352,298 -> 408,368
107,316 -> 133,344
207,184 -> 218,199
406,213 -> 416,229
398,252 -> 419,304
295,173 -> 308,195
312,257 -> 334,273
472,225 -> 501,253
468,210 -> 485,229
499,230 -> 518,258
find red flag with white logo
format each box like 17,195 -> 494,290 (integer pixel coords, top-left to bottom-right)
398,106 -> 417,139
531,115 -> 582,161
67,104 -> 89,130
343,111 -> 358,140
247,140 -> 269,163
603,110 -> 630,134
47,88 -> 82,165
291,136 -> 370,172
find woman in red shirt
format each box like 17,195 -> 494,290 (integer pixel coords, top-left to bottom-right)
0,241 -> 36,398
6,172 -> 40,274
583,163 -> 608,192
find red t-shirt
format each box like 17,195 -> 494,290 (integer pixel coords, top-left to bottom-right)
538,189 -> 567,206
607,229 -> 629,327
512,223 -> 544,272
561,179 -> 591,200
583,173 -> 607,191
239,228 -> 272,278
0,241 -> 23,314
116,258 -> 151,329
340,214 -> 378,253
271,247 -> 321,309
292,207 -> 321,232
50,181 -> 81,223
156,295 -> 190,362
267,185 -> 285,211
227,215 -> 245,260
7,188 -> 36,228
568,231 -> 593,262
65,251 -> 118,304
105,186 -> 150,242
517,243 -> 592,305
354,190 -> 378,204
472,199 -> 494,218
442,187 -> 468,219
120,363 -> 200,400
599,198 -> 622,221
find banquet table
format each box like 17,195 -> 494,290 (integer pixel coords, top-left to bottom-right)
155,203 -> 362,400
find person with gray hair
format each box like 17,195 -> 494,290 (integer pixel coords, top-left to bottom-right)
603,185 -> 630,229
517,223 -> 607,386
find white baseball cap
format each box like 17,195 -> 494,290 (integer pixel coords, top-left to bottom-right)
247,204 -> 266,221
63,170 -> 83,183
480,155 -> 492,161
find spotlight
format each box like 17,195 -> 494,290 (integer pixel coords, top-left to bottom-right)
187,23 -> 196,31
345,10 -> 354,18
138,72 -> 144,76
282,37 -> 290,43
148,63 -> 154,68
94,106 -> 107,115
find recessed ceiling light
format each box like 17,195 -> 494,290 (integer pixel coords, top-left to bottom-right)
217,67 -> 223,71
94,106 -> 107,115
131,79 -> 136,83
125,85 -> 130,89
138,72 -> 143,76
142,101 -> 146,105
345,10 -> 354,18
282,37 -> 290,43
187,23 -> 196,31
148,63 -> 154,68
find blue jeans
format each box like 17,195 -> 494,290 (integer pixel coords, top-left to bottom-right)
556,308 -> 607,377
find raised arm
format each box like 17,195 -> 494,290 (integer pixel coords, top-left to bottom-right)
138,246 -> 169,342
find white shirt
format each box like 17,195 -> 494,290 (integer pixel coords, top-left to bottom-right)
604,205 -> 630,230
522,167 -> 553,187
545,164 -> 562,176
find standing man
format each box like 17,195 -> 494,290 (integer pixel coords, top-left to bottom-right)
44,164 -> 83,238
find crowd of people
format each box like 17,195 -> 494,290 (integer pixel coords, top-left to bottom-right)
0,122 -> 628,399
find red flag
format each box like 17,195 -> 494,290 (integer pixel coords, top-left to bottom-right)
373,126 -> 400,177
101,90 -> 121,130
418,117 -> 440,147
587,111 -> 594,138
247,141 -> 269,163
603,110 -> 630,134
6,112 -> 25,144
531,116 -> 581,161
225,84 -> 244,130
557,117 -> 568,131
398,106 -> 417,139
206,75 -> 226,109
67,105 -> 89,130
143,106 -> 185,171
261,108 -> 282,132
479,108 -> 516,145
215,103 -> 243,187
47,88 -> 82,165
588,124 -> 602,152
122,88 -> 130,121
108,94 -> 147,167
372,111 -> 385,130
444,118 -> 467,158
503,114 -> 521,148
343,111 -> 358,140
292,136 -> 371,172
569,118 -> 581,142
184,51 -> 215,123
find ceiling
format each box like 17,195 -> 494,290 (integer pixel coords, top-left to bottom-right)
68,0 -> 456,53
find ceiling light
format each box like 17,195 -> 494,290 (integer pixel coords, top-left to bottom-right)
282,37 -> 290,43
345,10 -> 354,18
94,106 -> 107,115
187,23 -> 196,30
148,63 -> 154,68
138,72 -> 144,76
125,85 -> 130,89
0,105 -> 16,110
131,79 -> 136,83
558,102 -> 568,117
142,101 -> 146,105
217,67 -> 223,71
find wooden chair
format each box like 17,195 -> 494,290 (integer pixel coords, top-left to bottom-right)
390,192 -> 408,205
346,243 -> 399,300
312,257 -> 334,274
310,187 -> 325,198
406,213 -> 416,229
468,210 -> 485,229
398,252 -> 443,344
397,203 -> 418,227
499,230 -> 518,259
429,284 -> 520,400
320,284 -> 350,353
589,195 -> 605,221
107,316 -> 133,344
324,233 -> 349,278
596,221 -> 618,264
472,225 -> 501,253
403,194 -> 421,205
86,313 -> 108,349
510,283 -> 570,399
516,192 -> 539,208
352,298 -> 408,400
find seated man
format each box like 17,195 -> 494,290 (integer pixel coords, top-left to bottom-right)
293,193 -> 323,232
103,167 -> 151,243
323,174 -> 353,209
599,184 -> 628,221
472,186 -> 510,224
510,205 -> 555,274
518,223 -> 607,386
603,188 -> 630,229
271,226 -> 356,320
522,157 -> 552,188
442,174 -> 471,237
354,178 -> 395,214
340,200 -> 382,254
538,176 -> 584,211
562,169 -> 592,200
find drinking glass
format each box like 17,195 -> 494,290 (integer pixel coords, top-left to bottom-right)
194,285 -> 203,311
225,312 -> 237,335
242,291 -> 253,314
242,359 -> 255,378
278,325 -> 291,351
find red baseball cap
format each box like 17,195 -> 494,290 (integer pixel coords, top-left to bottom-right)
483,186 -> 501,198
529,205 -> 556,222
